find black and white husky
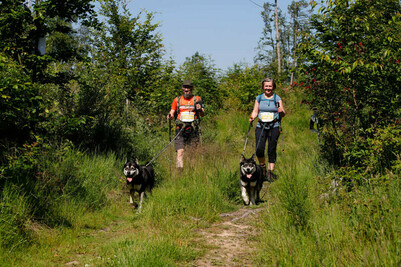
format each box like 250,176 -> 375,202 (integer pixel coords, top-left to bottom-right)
123,158 -> 155,211
240,154 -> 263,206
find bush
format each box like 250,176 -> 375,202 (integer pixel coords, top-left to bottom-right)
299,0 -> 401,171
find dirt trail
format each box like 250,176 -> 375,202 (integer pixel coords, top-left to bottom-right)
193,207 -> 265,267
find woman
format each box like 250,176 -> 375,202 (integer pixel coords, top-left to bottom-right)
249,78 -> 286,181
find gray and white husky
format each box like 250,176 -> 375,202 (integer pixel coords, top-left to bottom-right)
123,158 -> 155,211
240,154 -> 263,205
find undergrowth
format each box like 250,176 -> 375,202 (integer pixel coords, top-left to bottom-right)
1,86 -> 400,266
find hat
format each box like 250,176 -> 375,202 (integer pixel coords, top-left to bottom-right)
182,79 -> 193,87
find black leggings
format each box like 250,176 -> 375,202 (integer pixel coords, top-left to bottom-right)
255,126 -> 280,163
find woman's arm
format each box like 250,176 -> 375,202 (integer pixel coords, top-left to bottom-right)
278,100 -> 286,118
249,100 -> 259,123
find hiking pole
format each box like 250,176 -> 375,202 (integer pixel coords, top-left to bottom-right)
169,118 -> 172,179
198,121 -> 202,145
242,122 -> 253,156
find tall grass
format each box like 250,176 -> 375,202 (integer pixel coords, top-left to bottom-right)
2,87 -> 400,266
254,88 -> 401,266
0,184 -> 33,251
104,107 -> 256,266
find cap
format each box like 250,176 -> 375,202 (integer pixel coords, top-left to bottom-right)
182,79 -> 193,87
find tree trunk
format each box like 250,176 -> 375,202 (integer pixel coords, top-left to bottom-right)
275,0 -> 281,74
291,7 -> 298,84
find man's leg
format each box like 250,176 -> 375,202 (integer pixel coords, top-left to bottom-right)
174,128 -> 184,171
176,148 -> 184,169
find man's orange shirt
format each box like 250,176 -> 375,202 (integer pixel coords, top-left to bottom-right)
171,95 -> 202,121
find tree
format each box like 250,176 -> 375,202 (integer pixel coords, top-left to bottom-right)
178,52 -> 219,113
255,1 -> 311,81
255,3 -> 275,66
0,0 -> 96,81
92,0 -> 164,114
287,0 -> 310,84
0,53 -> 44,144
299,0 -> 401,172
220,64 -> 266,111
274,0 -> 281,74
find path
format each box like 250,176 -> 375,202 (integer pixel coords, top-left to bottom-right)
193,207 -> 265,267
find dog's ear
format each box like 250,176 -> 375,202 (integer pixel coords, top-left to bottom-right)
251,154 -> 256,162
125,158 -> 128,164
240,154 -> 245,162
135,158 -> 139,165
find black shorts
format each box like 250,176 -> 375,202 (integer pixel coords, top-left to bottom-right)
174,124 -> 200,150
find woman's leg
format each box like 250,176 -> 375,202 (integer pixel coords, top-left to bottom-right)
267,127 -> 280,180
255,127 -> 268,179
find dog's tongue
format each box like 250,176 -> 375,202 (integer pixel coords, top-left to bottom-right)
127,177 -> 133,182
246,174 -> 252,179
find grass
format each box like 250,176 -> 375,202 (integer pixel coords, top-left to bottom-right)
1,87 -> 400,266
253,88 -> 401,266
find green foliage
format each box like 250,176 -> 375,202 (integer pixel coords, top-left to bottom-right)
343,124 -> 401,177
299,0 -> 401,174
0,0 -> 35,64
0,0 -> 96,82
0,54 -> 44,144
220,63 -> 266,111
94,0 -> 164,115
177,52 -> 220,114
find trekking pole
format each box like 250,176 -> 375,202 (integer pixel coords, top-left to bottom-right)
242,122 -> 253,156
199,122 -> 202,145
169,118 -> 172,179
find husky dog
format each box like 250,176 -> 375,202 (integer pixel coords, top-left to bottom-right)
240,154 -> 263,205
123,158 -> 155,211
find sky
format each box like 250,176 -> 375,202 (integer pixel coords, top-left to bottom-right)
127,0 -> 293,71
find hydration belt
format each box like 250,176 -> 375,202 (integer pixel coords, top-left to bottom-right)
175,119 -> 200,136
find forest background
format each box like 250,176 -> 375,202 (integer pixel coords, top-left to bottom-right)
1,0 -> 400,265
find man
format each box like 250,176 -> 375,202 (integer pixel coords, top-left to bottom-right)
167,80 -> 205,171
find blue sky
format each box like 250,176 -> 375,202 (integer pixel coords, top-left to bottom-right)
127,0 -> 293,70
